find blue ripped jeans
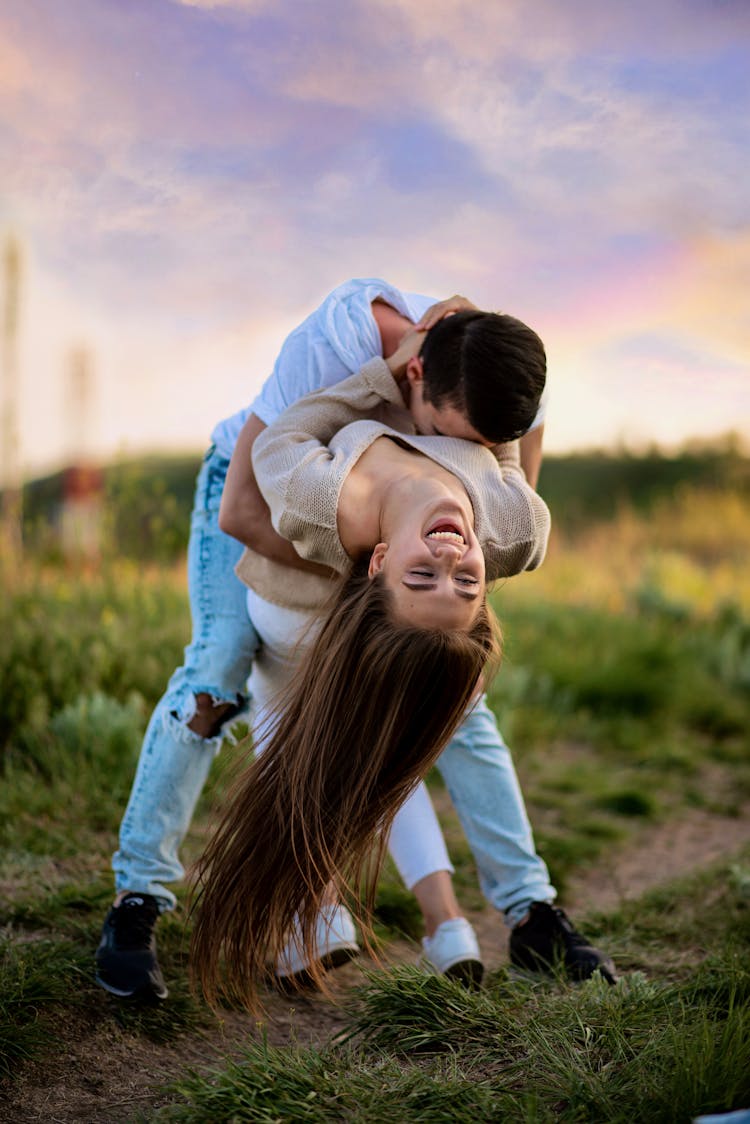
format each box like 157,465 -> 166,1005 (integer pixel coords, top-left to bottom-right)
113,447 -> 259,909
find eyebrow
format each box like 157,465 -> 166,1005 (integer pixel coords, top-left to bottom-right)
402,580 -> 479,601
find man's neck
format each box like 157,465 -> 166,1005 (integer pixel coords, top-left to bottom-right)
371,299 -> 414,358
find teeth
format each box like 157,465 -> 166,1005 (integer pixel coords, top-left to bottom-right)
427,530 -> 464,544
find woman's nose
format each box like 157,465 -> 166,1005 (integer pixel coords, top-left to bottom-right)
432,540 -> 463,563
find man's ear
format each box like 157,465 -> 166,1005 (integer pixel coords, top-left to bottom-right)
368,542 -> 388,578
405,355 -> 424,391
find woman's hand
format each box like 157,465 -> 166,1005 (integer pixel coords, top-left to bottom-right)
388,295 -> 480,380
415,294 -> 478,331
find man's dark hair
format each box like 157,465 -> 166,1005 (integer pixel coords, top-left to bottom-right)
419,310 -> 546,444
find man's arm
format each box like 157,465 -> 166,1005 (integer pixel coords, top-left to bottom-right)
219,413 -> 336,576
519,423 -> 544,490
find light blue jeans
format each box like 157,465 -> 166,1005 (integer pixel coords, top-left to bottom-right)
436,696 -> 555,922
113,447 -> 259,909
113,447 -> 555,924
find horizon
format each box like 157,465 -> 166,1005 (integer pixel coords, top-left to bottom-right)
19,428 -> 749,488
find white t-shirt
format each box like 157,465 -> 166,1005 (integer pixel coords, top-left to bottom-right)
210,277 -> 547,459
211,279 -> 433,459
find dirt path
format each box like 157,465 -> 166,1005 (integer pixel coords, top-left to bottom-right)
470,800 -> 750,972
3,804 -> 750,1124
564,803 -> 750,915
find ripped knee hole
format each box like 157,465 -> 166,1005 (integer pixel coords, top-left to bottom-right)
185,692 -> 240,739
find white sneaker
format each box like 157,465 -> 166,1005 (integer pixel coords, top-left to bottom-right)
275,903 -> 360,985
419,918 -> 484,987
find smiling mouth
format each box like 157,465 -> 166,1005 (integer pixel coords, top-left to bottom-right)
426,520 -> 465,545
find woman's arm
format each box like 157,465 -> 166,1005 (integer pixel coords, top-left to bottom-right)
219,413 -> 336,575
251,358 -> 403,568
483,453 -> 551,576
445,434 -> 550,578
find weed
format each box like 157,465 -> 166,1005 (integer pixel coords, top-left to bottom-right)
0,937 -> 89,1077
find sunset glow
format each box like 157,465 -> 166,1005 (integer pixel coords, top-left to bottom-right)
1,0 -> 748,475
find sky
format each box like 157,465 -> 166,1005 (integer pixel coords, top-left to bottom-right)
1,0 -> 748,477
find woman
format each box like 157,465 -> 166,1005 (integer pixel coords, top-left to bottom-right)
191,326 -> 550,1011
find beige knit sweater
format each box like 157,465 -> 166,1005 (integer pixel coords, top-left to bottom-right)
236,358 -> 551,610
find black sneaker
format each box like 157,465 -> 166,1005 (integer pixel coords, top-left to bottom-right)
509,902 -> 617,985
95,893 -> 168,1001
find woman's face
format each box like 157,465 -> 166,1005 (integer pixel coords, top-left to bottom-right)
367,500 -> 486,630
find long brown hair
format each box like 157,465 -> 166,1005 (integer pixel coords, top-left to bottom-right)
190,563 -> 499,1011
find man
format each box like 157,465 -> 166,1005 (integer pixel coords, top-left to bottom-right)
96,278 -> 615,1001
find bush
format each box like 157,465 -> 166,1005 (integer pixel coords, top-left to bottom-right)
0,568 -> 189,754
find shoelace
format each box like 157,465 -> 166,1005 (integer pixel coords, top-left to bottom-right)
541,905 -> 589,948
110,898 -> 158,948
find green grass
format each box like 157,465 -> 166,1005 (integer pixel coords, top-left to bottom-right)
0,938 -> 90,1077
157,857 -> 750,1122
0,897 -> 209,1063
1,477 -> 749,1112
158,1038 -> 505,1123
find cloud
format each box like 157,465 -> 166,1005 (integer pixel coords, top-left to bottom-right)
1,0 -> 506,319
170,0 -> 267,9
374,0 -> 750,60
1,0 -> 747,469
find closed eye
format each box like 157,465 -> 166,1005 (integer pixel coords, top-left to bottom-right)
402,574 -> 480,601
453,584 -> 479,600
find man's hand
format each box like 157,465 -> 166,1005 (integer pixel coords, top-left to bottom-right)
415,294 -> 478,331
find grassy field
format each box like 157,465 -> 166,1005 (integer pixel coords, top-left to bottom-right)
1,451 -> 749,1121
